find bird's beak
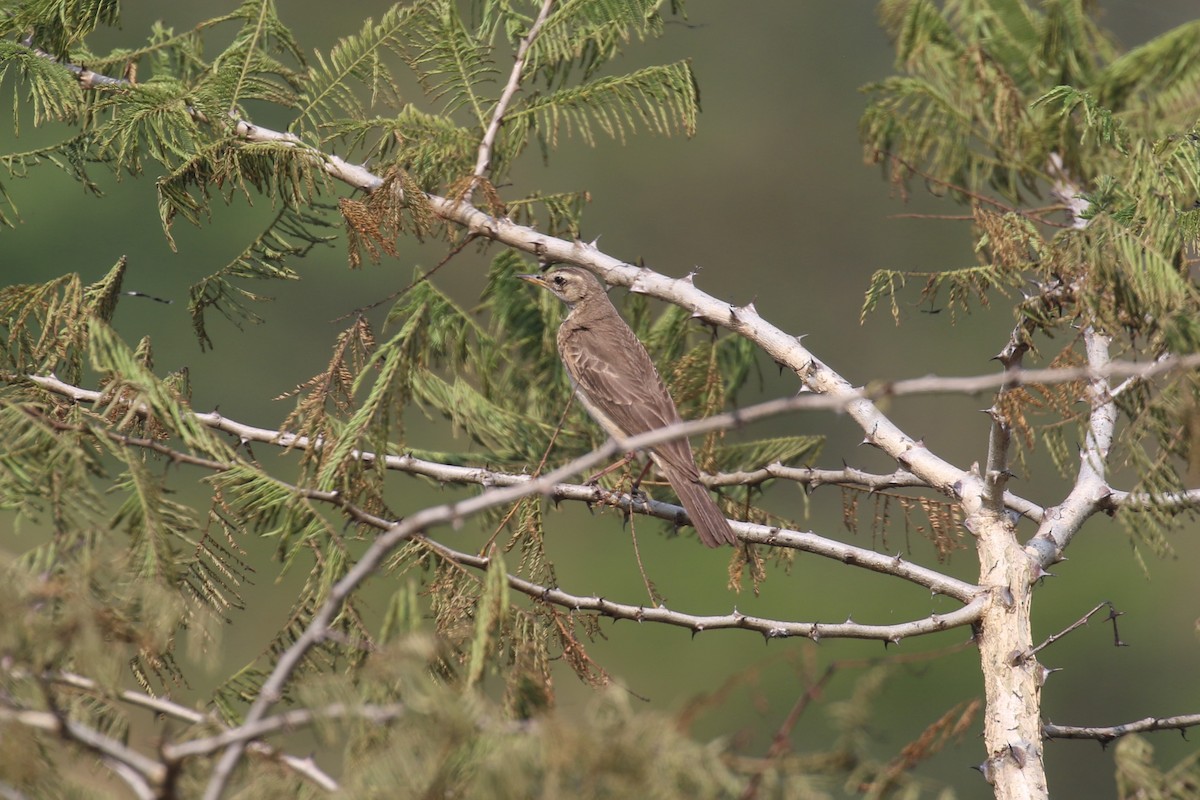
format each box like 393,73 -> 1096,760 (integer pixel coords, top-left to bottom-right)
516,273 -> 549,288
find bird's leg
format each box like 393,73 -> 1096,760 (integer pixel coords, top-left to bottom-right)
584,451 -> 636,485
629,459 -> 654,495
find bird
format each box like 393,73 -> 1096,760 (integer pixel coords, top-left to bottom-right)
518,266 -> 737,547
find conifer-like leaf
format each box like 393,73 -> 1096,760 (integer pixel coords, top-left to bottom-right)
90,77 -> 203,174
0,0 -> 120,59
524,0 -> 667,81
403,0 -> 496,122
208,0 -> 305,113
513,61 -> 698,148
188,206 -> 334,350
1097,20 -> 1200,122
712,436 -> 824,474
0,41 -> 86,133
294,5 -> 416,135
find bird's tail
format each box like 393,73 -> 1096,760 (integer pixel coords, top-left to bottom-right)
663,467 -> 737,547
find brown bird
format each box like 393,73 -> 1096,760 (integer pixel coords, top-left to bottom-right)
519,266 -> 737,547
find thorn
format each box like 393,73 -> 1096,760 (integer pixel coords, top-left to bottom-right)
980,405 -> 1002,421
1033,564 -> 1056,581
971,759 -> 993,783
629,267 -> 654,294
739,301 -> 758,317
681,269 -> 697,285
1039,665 -> 1063,684
589,234 -> 602,248
1008,742 -> 1028,769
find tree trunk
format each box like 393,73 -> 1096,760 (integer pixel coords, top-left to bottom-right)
975,508 -> 1049,799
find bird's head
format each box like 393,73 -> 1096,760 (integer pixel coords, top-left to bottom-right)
517,266 -> 605,307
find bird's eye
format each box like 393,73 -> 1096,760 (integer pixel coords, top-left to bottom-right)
552,275 -> 566,286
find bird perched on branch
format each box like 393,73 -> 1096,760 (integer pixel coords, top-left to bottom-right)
519,266 -> 737,547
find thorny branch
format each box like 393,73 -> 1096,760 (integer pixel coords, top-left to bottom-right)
23,377 -> 981,603
1043,714 -> 1200,743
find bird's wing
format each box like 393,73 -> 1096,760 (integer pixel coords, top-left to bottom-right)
558,320 -> 682,440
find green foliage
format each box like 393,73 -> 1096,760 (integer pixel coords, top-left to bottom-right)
293,7 -> 411,135
188,205 -> 335,350
0,0 -> 120,60
862,0 -> 1200,517
6,0 -> 1199,796
1114,735 -> 1200,800
0,40 -> 85,134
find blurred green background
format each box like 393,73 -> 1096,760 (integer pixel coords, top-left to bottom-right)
3,2 -> 1199,797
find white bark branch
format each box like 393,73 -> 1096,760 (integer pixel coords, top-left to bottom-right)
43,670 -> 339,791
1024,330 -> 1118,568
471,0 -> 555,182
0,708 -> 163,797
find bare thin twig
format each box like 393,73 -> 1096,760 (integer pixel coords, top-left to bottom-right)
166,703 -> 406,760
1043,714 -> 1200,742
1028,601 -> 1124,658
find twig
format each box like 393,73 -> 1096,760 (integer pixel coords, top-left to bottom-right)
0,708 -> 164,795
479,391 -> 575,553
625,503 -> 663,607
739,663 -> 836,800
166,703 -> 405,760
21,375 -> 981,601
333,232 -> 479,322
471,0 -> 556,184
1043,714 -> 1200,743
1027,601 -> 1124,658
42,670 -> 338,791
